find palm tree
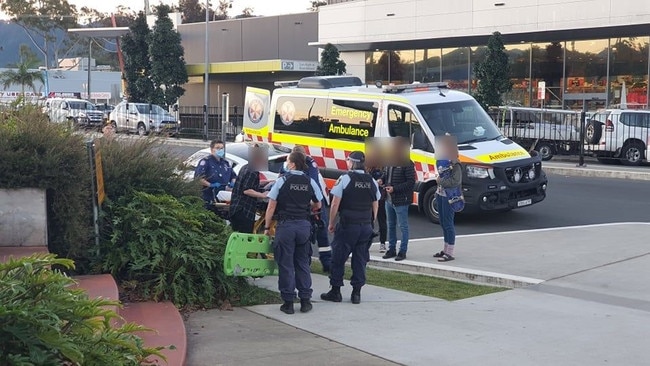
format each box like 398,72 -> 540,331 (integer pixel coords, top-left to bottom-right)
0,47 -> 44,104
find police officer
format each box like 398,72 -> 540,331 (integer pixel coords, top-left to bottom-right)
194,140 -> 237,210
321,151 -> 380,305
280,145 -> 332,272
265,151 -> 323,314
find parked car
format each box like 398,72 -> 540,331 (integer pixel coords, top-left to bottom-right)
94,103 -> 114,122
181,142 -> 290,182
585,109 -> 650,166
109,101 -> 179,136
47,98 -> 104,129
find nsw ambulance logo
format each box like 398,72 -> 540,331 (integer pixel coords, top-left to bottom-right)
279,101 -> 296,126
247,97 -> 265,124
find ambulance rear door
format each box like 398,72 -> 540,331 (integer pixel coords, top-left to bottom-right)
243,87 -> 271,141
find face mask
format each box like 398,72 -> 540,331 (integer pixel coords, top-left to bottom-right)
215,149 -> 225,158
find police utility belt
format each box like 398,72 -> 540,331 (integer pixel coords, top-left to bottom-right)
339,211 -> 372,226
276,215 -> 309,223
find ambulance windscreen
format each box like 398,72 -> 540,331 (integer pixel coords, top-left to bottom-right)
417,100 -> 503,144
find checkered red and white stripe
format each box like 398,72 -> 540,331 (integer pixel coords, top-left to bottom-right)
245,133 -> 437,181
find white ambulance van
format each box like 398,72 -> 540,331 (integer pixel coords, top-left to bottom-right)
242,76 -> 548,223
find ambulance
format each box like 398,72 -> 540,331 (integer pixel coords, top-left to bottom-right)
242,76 -> 547,223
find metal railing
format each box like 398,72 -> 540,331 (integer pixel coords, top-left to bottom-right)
489,106 -> 650,166
178,106 -> 243,141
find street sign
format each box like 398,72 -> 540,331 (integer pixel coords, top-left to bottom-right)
537,81 -> 546,100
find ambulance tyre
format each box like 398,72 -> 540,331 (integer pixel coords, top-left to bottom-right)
423,187 -> 440,224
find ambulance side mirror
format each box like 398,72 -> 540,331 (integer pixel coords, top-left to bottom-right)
412,129 -> 432,152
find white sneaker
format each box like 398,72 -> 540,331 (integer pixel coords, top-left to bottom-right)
379,243 -> 387,253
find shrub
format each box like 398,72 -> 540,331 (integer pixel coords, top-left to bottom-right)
98,137 -> 198,202
0,254 -> 165,366
96,191 -> 236,307
0,106 -> 91,259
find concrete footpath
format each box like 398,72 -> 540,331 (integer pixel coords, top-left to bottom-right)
185,223 -> 650,365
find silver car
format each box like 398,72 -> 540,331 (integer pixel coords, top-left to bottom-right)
109,101 -> 179,136
47,98 -> 104,128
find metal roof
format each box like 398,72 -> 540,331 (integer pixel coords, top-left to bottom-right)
68,27 -> 130,38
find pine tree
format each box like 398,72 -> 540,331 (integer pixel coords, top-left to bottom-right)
122,12 -> 155,103
473,31 -> 512,109
148,4 -> 189,107
315,43 -> 346,76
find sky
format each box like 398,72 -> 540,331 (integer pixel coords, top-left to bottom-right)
72,0 -> 311,17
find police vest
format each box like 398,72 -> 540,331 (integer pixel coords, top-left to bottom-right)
339,172 -> 377,223
276,173 -> 314,220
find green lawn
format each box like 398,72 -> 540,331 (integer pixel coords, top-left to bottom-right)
310,262 -> 508,301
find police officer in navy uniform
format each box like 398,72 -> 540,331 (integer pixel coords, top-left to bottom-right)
321,151 -> 380,304
280,145 -> 332,272
265,151 -> 323,314
194,139 -> 237,210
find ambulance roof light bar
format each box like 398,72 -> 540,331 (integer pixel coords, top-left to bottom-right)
274,80 -> 300,88
383,82 -> 449,94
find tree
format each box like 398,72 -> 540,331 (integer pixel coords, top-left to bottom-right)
214,0 -> 232,21
1,0 -> 78,69
315,43 -> 346,76
179,0 -> 216,24
309,1 -> 328,11
0,45 -> 45,103
122,12 -> 155,103
148,4 -> 188,107
377,50 -> 403,82
473,31 -> 512,109
235,7 -> 255,18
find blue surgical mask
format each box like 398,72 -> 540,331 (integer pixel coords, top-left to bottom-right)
215,149 -> 225,158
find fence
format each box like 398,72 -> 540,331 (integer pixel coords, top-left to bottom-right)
178,106 -> 244,141
489,106 -> 650,166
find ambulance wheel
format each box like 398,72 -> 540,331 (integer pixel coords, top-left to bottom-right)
423,187 -> 440,224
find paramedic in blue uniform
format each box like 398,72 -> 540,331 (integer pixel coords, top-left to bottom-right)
280,145 -> 332,272
265,151 -> 323,315
194,140 -> 237,209
321,151 -> 380,305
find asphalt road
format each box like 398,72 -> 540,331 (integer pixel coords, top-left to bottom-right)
167,145 -> 650,239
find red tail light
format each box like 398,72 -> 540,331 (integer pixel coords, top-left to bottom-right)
605,119 -> 614,132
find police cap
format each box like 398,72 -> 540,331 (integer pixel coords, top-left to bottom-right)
347,151 -> 365,163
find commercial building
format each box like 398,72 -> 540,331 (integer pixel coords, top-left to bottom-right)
179,12 -> 319,109
314,0 -> 650,109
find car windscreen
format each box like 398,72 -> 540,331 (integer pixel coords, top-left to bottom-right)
417,100 -> 503,144
69,101 -> 95,110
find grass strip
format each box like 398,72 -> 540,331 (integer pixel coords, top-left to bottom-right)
310,262 -> 508,301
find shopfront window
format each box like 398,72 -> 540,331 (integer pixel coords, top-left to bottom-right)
366,51 -> 385,84
415,49 -> 441,83
531,42 -> 564,107
564,39 -> 609,109
442,47 -> 470,91
609,37 -> 649,108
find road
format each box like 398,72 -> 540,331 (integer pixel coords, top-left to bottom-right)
167,145 -> 650,239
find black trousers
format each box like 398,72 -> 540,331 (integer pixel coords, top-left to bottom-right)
230,211 -> 255,234
376,198 -> 387,244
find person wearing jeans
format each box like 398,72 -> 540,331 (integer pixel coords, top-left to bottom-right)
381,138 -> 416,261
433,135 -> 462,262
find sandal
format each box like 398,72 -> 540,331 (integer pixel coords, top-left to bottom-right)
437,253 -> 455,262
433,251 -> 445,258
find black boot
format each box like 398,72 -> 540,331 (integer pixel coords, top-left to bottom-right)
351,287 -> 361,304
280,301 -> 294,314
300,299 -> 313,313
320,286 -> 342,302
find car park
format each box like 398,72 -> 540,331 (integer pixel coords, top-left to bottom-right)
585,109 -> 650,166
46,98 -> 104,129
94,103 -> 114,123
181,142 -> 290,182
109,101 -> 179,136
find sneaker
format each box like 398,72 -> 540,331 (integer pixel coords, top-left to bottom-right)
382,250 -> 397,259
379,243 -> 387,253
280,301 -> 295,314
395,252 -> 406,261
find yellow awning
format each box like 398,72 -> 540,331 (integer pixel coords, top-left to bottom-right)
186,59 -> 318,76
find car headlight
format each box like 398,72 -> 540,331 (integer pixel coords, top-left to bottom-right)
79,112 -> 86,118
466,165 -> 491,179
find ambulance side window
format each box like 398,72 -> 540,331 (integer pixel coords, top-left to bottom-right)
325,99 -> 377,142
274,96 -> 328,137
388,104 -> 422,139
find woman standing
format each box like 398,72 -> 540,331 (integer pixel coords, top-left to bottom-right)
434,136 -> 462,262
264,151 -> 323,314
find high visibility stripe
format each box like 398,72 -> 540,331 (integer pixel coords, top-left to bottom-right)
318,246 -> 332,252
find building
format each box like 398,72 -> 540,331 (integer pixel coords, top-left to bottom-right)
179,12 -> 319,109
313,0 -> 650,109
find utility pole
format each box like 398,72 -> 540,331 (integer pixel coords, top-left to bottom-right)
203,0 -> 210,141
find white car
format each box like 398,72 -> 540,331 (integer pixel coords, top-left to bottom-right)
182,142 -> 290,182
586,109 -> 650,166
109,101 -> 179,136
